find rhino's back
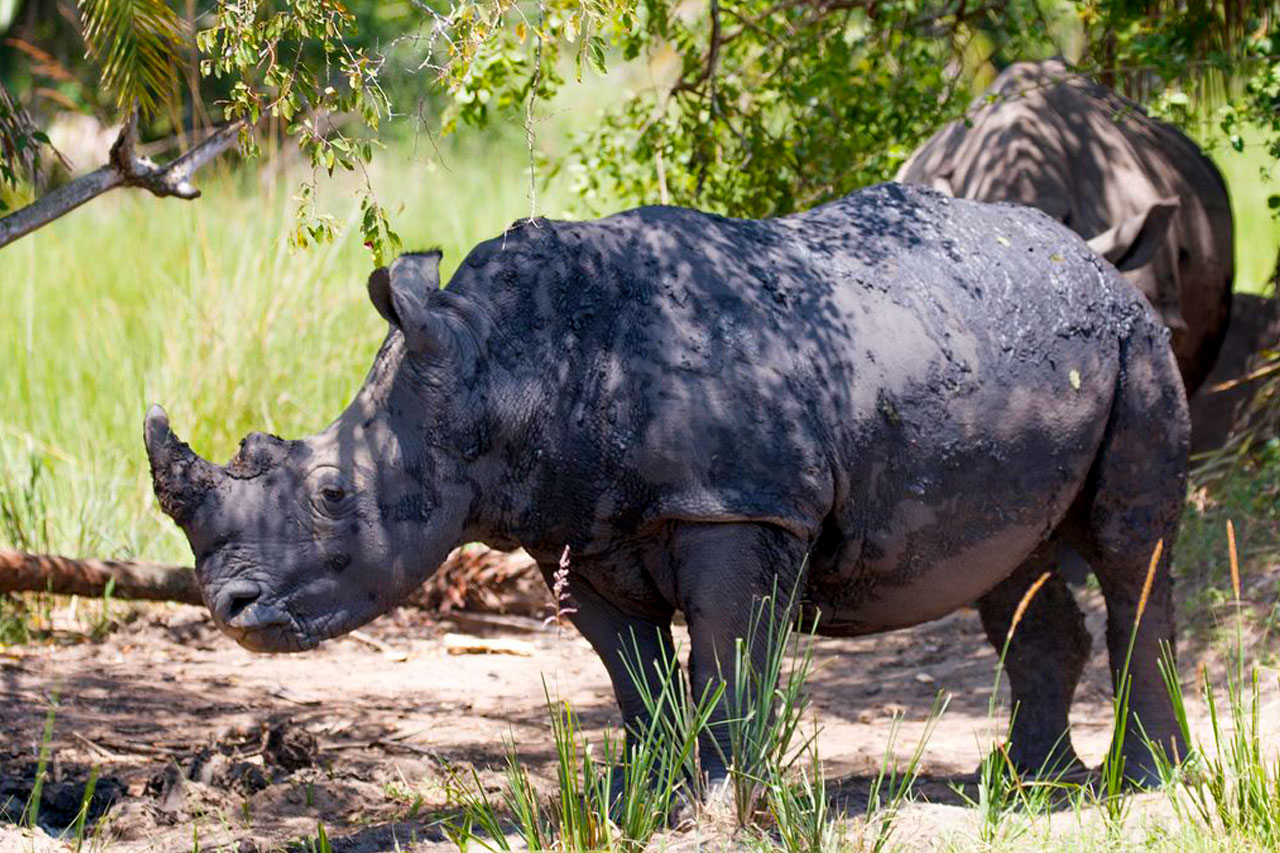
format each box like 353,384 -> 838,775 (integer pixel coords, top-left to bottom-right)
897,58 -> 1232,390
460,184 -> 1161,623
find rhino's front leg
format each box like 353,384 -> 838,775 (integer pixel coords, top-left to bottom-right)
543,563 -> 677,745
669,522 -> 809,782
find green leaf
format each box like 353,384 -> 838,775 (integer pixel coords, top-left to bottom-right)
587,35 -> 608,75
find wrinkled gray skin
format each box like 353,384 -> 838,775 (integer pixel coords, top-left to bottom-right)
146,182 -> 1189,783
898,58 -> 1233,395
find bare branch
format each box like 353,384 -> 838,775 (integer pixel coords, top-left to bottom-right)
0,114 -> 245,250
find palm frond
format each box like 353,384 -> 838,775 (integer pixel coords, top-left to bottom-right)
78,0 -> 186,117
0,81 -> 44,193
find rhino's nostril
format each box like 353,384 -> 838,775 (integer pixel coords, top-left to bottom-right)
215,579 -> 262,625
226,591 -> 258,622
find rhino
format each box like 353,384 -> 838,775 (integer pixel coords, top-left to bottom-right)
898,58 -> 1234,395
145,182 -> 1189,783
1189,291 -> 1280,453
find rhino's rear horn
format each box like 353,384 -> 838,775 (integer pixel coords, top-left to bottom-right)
144,404 -> 221,525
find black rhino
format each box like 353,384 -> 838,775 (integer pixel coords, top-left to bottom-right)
145,183 -> 1189,783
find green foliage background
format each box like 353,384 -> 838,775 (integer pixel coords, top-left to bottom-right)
0,130 -> 572,562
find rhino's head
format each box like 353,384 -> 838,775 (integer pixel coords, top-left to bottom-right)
145,252 -> 491,652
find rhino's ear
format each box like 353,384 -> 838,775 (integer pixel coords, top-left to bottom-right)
1086,196 -> 1180,272
367,266 -> 398,326
367,251 -> 454,358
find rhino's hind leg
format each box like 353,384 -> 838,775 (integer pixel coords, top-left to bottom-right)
1068,511 -> 1184,787
977,541 -> 1090,778
1065,329 -> 1190,786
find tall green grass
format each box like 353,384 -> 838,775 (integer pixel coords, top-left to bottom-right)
0,134 -> 575,563
1146,523 -> 1280,851
2,115 -> 1278,566
441,593 -> 942,852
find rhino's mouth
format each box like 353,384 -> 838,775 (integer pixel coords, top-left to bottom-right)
212,601 -> 317,653
200,551 -> 388,654
220,620 -> 320,654
213,593 -> 379,654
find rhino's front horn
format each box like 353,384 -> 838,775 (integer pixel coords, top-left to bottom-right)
144,404 -> 221,525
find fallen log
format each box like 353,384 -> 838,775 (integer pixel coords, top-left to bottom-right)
0,544 -> 551,614
0,549 -> 203,604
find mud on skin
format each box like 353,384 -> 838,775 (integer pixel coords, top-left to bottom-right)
145,181 -> 1191,785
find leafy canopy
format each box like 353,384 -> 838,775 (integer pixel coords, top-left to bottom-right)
1,0 -> 1277,254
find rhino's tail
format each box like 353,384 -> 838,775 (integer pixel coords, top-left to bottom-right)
1067,323 -> 1188,567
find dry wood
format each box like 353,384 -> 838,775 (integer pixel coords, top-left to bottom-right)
72,731 -> 126,761
0,549 -> 202,604
349,628 -> 409,661
0,113 -> 245,249
410,544 -> 549,617
442,633 -> 535,657
445,611 -> 552,635
0,543 -> 548,615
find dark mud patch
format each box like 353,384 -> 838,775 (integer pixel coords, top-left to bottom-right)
0,762 -> 126,831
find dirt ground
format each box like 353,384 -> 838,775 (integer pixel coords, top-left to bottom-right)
0,583 -> 1274,852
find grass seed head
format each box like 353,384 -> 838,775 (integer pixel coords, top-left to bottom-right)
1005,571 -> 1051,646
1227,519 -> 1241,602
1135,539 -> 1164,627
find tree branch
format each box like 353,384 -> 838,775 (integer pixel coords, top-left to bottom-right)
0,114 -> 245,250
0,549 -> 202,605
671,0 -> 725,98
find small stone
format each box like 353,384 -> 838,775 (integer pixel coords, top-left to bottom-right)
915,672 -> 936,684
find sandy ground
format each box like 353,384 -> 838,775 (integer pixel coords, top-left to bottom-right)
0,585 -> 1274,852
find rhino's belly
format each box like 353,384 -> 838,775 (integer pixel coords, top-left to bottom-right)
805,521 -> 1050,637
804,394 -> 1110,636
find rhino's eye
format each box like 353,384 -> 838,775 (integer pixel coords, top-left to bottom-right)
310,477 -> 352,518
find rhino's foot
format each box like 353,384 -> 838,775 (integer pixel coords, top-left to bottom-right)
664,773 -> 737,828
600,763 -> 716,829
1119,762 -> 1166,791
1111,736 -> 1181,791
980,742 -> 1089,785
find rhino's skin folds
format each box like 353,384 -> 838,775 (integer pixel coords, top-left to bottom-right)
898,58 -> 1234,397
146,182 -> 1190,786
